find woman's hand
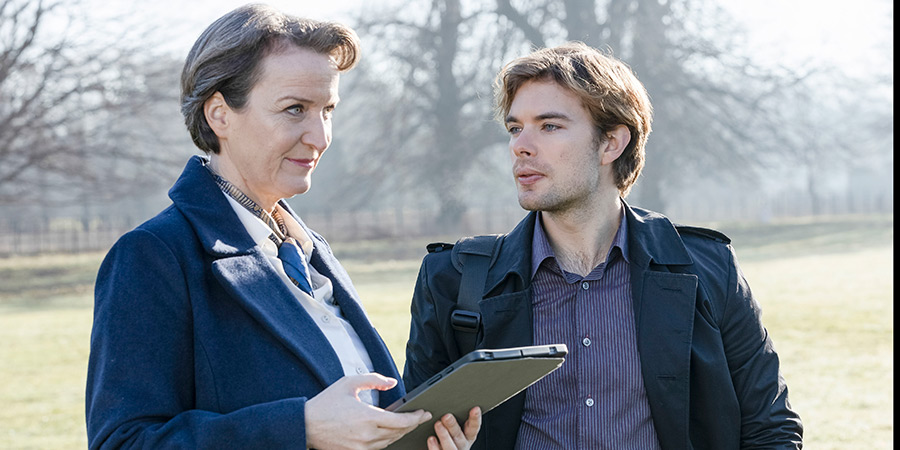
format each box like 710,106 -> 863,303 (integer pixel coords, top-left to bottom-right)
305,374 -> 432,449
427,407 -> 482,450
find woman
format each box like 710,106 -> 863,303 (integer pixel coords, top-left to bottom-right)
85,4 -> 479,449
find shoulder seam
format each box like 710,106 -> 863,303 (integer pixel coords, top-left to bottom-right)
674,224 -> 731,244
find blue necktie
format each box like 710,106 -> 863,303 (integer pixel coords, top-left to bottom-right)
278,237 -> 315,297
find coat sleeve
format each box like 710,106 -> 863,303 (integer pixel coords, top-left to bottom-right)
85,229 -> 308,450
402,254 -> 460,391
718,246 -> 803,448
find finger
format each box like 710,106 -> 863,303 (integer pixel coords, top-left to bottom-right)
364,416 -> 428,450
427,436 -> 441,450
464,407 -> 482,441
340,373 -> 399,394
439,413 -> 467,446
433,419 -> 457,449
373,408 -> 433,431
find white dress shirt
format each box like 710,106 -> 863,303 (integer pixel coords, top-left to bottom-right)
223,195 -> 378,405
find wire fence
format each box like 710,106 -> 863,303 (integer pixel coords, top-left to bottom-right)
0,206 -> 528,257
0,191 -> 892,257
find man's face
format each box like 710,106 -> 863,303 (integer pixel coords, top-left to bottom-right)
213,46 -> 340,208
505,80 -> 607,213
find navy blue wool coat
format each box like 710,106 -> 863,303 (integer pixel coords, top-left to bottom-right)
86,156 -> 403,449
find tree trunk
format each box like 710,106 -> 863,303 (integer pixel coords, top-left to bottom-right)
431,0 -> 467,231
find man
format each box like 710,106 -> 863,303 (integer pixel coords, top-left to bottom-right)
403,42 -> 802,449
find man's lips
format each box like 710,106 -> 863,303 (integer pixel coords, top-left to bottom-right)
515,167 -> 544,186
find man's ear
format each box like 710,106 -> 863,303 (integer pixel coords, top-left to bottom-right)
600,125 -> 631,166
203,92 -> 231,138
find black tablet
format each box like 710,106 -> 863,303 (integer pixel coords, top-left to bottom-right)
385,344 -> 568,450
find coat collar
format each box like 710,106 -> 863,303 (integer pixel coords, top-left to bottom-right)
169,155 -> 336,265
484,212 -> 534,295
485,200 -> 693,293
168,155 -> 257,257
167,156 -> 402,402
623,202 -> 693,268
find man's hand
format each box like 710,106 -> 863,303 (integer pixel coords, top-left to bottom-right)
305,374 -> 432,450
427,407 -> 481,450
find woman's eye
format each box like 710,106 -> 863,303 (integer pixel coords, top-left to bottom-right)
507,126 -> 521,135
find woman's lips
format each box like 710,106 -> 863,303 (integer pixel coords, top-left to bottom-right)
286,158 -> 316,169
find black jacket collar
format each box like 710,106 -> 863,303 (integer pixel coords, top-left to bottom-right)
485,200 -> 693,294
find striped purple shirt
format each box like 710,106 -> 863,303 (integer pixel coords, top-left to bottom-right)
515,212 -> 661,449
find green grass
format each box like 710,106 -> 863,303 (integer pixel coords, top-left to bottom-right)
0,214 -> 892,448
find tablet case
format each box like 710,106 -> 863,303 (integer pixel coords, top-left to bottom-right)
385,344 -> 567,449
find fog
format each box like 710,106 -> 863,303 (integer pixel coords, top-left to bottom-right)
0,0 -> 892,249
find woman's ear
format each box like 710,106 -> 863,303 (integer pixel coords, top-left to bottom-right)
600,124 -> 631,166
203,92 -> 230,137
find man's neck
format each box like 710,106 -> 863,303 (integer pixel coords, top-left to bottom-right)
540,195 -> 623,277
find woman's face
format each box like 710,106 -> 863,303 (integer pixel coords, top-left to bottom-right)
207,46 -> 340,210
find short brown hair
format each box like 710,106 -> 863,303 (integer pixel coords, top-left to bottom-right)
494,42 -> 652,196
180,3 -> 361,153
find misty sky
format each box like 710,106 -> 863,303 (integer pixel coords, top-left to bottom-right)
85,0 -> 892,80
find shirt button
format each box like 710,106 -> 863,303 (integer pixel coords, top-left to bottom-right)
321,315 -> 330,323
582,337 -> 592,347
585,398 -> 594,407
581,281 -> 590,290
356,367 -> 366,374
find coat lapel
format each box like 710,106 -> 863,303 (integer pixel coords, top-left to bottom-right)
477,212 -> 535,446
309,244 -> 401,377
625,203 -> 697,448
169,156 -> 345,389
480,211 -> 535,350
633,268 -> 696,447
212,252 -> 345,388
285,203 -> 403,406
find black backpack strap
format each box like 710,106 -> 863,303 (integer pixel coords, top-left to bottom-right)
450,234 -> 502,355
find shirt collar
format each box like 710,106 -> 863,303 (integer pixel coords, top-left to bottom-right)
530,206 -> 630,279
224,194 -> 280,252
207,162 -> 316,259
223,195 -> 315,258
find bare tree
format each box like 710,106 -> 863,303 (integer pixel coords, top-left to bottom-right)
323,0 -> 804,223
492,0 -> 810,212
770,65 -> 893,215
0,0 -> 188,206
325,0 -> 518,230
303,0 -> 889,227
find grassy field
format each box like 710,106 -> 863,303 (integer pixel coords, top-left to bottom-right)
0,214 -> 892,448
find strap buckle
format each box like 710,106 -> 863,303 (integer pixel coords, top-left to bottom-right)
450,309 -> 481,333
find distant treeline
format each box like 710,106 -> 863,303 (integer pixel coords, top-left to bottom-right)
0,190 -> 892,257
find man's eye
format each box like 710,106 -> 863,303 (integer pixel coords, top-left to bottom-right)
286,105 -> 305,115
543,123 -> 559,131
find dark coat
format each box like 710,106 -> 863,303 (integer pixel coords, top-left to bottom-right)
86,156 -> 403,449
404,206 -> 803,449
